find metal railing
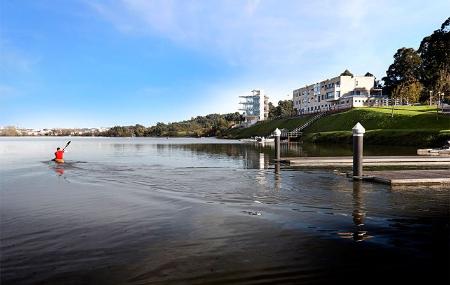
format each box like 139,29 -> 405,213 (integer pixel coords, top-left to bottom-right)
282,111 -> 330,138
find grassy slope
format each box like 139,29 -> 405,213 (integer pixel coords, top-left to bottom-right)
226,116 -> 312,139
227,106 -> 450,146
303,106 -> 450,147
305,106 -> 449,132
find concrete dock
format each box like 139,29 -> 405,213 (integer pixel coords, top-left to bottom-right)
281,156 -> 450,167
363,169 -> 450,186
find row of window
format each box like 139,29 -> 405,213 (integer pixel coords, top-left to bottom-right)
297,98 -> 386,108
298,98 -> 391,113
294,91 -> 341,105
298,98 -> 357,111
294,81 -> 341,95
323,82 -> 340,89
294,90 -> 341,98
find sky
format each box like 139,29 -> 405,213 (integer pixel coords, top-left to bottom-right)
1,0 -> 449,128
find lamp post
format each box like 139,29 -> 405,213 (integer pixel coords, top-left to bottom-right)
436,91 -> 441,120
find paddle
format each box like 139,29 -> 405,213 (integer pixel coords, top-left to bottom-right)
62,140 -> 71,151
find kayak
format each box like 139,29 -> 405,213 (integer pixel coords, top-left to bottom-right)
53,158 -> 64,163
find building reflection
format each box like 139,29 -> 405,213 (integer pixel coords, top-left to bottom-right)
243,148 -> 270,169
162,141 -> 320,169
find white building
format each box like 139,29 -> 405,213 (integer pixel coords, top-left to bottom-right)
239,90 -> 269,126
293,73 -> 385,115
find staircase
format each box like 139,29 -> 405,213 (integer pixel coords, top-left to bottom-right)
285,112 -> 329,139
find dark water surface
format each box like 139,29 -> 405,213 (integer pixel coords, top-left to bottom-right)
1,137 -> 448,284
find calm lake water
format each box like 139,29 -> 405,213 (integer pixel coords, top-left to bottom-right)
0,137 -> 448,284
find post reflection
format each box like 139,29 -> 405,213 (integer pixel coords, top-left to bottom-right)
274,162 -> 281,191
351,181 -> 369,242
337,181 -> 371,242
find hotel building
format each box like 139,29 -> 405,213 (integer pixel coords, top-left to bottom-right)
293,73 -> 384,115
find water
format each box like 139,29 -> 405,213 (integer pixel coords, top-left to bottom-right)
0,137 -> 448,284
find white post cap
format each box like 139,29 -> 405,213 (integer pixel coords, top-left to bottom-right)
352,122 -> 365,136
273,128 -> 281,137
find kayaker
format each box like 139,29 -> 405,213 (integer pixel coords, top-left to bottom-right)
54,147 -> 65,163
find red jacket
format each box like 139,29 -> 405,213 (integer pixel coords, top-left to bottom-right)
55,150 -> 64,160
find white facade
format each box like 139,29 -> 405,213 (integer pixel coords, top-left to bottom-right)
293,74 -> 377,114
239,90 -> 269,126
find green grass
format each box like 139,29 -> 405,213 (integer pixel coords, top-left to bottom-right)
225,115 -> 312,139
305,129 -> 450,147
226,106 -> 450,146
305,107 -> 450,133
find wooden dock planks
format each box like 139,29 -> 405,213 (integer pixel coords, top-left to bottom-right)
280,156 -> 450,185
364,169 -> 450,186
282,156 -> 450,167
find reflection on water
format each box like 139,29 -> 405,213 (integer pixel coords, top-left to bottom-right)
337,181 -> 371,242
0,137 -> 448,285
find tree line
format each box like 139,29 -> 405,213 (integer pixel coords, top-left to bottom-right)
382,17 -> 450,104
101,112 -> 244,137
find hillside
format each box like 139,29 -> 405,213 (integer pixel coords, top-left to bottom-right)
227,106 -> 450,147
306,106 -> 450,132
225,115 -> 312,139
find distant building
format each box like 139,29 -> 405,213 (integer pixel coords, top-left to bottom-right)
293,73 -> 387,115
239,90 -> 269,126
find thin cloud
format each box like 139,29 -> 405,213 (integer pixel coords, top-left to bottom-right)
0,84 -> 18,99
0,39 -> 40,73
88,0 -> 379,66
89,0 -> 449,69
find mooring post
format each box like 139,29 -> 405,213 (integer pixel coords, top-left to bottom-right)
274,128 -> 281,161
352,122 -> 365,179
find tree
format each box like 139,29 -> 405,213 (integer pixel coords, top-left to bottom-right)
418,17 -> 450,94
374,80 -> 383,89
340,69 -> 354,77
277,100 -> 295,117
133,124 -> 146,137
392,80 -> 423,105
268,102 -> 277,119
268,100 -> 295,119
0,126 -> 19,136
224,112 -> 244,123
434,69 -> 450,103
382,48 -> 422,96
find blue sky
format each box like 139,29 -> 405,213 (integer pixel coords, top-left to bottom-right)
1,0 -> 449,128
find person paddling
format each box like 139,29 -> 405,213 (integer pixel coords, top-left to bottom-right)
54,147 -> 65,163
53,141 -> 70,163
